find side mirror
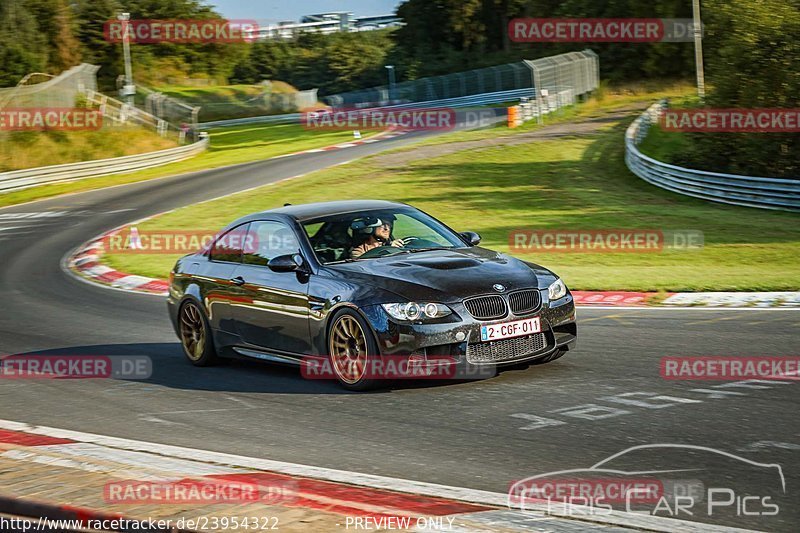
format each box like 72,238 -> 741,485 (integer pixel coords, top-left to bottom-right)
268,253 -> 304,272
460,231 -> 481,246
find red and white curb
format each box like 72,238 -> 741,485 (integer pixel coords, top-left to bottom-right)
60,126 -> 799,308
0,420 -> 756,532
573,291 -> 800,308
0,428 -> 191,531
68,234 -> 170,295
271,128 -> 410,159
0,495 -> 189,532
661,291 -> 800,308
68,247 -> 800,310
68,244 -> 669,303
572,291 -> 664,306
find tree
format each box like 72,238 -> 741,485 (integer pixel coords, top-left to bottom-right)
680,0 -> 800,177
23,0 -> 83,72
392,0 -> 696,81
74,0 -> 121,88
0,0 -> 47,86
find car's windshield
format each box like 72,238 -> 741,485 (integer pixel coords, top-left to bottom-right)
302,208 -> 465,264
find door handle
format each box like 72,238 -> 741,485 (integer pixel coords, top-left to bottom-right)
230,276 -> 245,286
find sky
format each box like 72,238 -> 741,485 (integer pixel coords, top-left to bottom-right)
208,0 -> 403,23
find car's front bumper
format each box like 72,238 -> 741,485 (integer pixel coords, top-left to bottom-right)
361,291 -> 577,372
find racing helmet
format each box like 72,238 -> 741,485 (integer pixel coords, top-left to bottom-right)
350,214 -> 396,241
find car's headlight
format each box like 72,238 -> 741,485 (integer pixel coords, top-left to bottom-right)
381,302 -> 452,321
548,278 -> 567,301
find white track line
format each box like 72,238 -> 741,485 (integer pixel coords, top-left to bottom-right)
60,171 -> 313,297
0,130 -> 390,214
0,419 -> 758,532
577,306 -> 800,311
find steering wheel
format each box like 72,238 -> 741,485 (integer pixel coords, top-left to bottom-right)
402,237 -> 441,248
357,245 -> 401,259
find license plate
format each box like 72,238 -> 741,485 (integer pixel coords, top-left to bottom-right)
480,317 -> 541,342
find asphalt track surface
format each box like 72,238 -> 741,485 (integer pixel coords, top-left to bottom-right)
0,119 -> 798,532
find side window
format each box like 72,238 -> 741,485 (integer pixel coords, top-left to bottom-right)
209,223 -> 250,263
243,221 -> 300,267
303,221 -> 349,263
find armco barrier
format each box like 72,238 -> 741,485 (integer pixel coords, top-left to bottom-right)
364,88 -> 536,110
196,88 -> 537,129
0,135 -> 209,193
198,112 -> 301,129
625,102 -> 800,212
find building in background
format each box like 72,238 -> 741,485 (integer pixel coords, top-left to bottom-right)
246,12 -> 401,40
353,14 -> 403,31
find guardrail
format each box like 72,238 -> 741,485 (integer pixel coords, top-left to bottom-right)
197,88 -> 538,129
355,88 -> 537,110
625,102 -> 800,212
198,113 -> 301,129
0,134 -> 209,193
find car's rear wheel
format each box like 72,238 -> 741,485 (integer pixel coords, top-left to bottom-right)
179,300 -> 218,366
327,309 -> 379,391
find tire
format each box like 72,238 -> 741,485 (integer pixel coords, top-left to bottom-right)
178,300 -> 218,367
531,348 -> 568,365
326,308 -> 381,391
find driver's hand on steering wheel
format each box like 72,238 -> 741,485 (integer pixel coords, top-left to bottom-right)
390,238 -> 405,248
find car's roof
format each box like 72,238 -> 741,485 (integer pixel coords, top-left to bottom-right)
258,200 -> 411,222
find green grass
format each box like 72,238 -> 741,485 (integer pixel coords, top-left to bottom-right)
0,123 -> 374,208
637,125 -> 693,163
104,100 -> 800,292
637,93 -> 700,164
0,127 -> 177,172
159,81 -> 298,99
159,84 -> 264,101
404,81 -> 696,149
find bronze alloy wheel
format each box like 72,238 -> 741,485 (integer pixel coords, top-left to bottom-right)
179,301 -> 207,362
329,313 -> 369,385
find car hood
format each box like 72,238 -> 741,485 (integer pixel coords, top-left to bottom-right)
326,247 -> 557,302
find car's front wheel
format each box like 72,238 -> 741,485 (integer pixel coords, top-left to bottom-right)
178,300 -> 218,366
327,308 -> 380,391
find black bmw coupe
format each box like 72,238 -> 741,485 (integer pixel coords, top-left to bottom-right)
167,200 -> 576,389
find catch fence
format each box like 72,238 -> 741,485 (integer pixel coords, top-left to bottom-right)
325,50 -> 599,109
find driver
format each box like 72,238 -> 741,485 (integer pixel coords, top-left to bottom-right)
350,216 -> 405,258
